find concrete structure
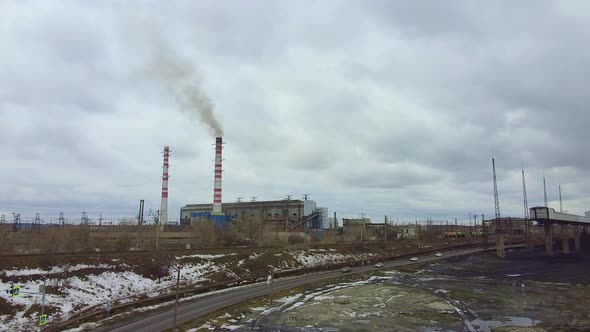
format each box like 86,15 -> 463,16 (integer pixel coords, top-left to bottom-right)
530,206 -> 590,256
496,234 -> 505,258
160,146 -> 170,225
317,207 -> 329,229
342,218 -> 371,226
486,217 -> 529,258
212,137 -> 223,215
303,200 -> 317,216
397,226 -> 417,239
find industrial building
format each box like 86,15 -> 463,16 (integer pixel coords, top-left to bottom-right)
178,136 -> 331,230
180,199 -> 330,230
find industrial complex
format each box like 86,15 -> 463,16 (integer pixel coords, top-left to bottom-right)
166,136 -> 331,231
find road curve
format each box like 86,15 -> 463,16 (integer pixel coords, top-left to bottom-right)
106,245 -> 517,332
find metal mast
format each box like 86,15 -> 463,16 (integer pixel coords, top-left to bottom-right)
522,169 -> 529,219
559,185 -> 563,213
543,177 -> 548,207
492,158 -> 501,219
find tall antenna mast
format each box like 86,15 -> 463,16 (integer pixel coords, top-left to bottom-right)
559,185 -> 563,213
522,169 -> 529,219
543,177 -> 548,207
492,158 -> 501,219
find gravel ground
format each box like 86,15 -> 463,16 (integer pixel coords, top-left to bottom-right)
190,249 -> 590,331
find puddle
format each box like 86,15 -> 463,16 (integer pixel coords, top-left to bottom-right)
472,316 -> 540,331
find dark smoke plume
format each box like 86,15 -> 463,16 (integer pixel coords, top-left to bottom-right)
153,52 -> 223,137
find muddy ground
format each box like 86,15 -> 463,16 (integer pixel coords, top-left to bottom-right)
185,249 -> 590,332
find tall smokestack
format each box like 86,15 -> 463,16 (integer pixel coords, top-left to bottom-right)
213,137 -> 223,214
160,146 -> 170,225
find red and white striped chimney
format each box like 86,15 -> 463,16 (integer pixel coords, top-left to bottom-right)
213,137 -> 223,214
160,146 -> 170,225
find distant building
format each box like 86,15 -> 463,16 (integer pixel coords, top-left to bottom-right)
396,226 -> 417,239
342,218 -> 371,225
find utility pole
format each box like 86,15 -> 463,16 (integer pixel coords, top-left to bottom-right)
35,213 -> 41,233
58,212 -> 64,226
39,275 -> 46,332
156,210 -> 160,249
360,220 -> 364,244
235,197 -> 243,231
285,195 -> 292,245
172,267 -> 181,331
492,158 -> 505,258
136,200 -> 144,248
302,194 -> 310,201
333,212 -> 337,230
149,209 -> 160,249
360,212 -> 366,244
384,215 -> 388,242
258,202 -> 262,247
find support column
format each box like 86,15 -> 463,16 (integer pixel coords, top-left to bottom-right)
544,223 -> 553,256
574,226 -> 581,253
496,233 -> 505,258
561,224 -> 570,254
526,220 -> 533,250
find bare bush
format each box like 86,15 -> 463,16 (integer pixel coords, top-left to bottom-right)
115,234 -> 133,251
192,221 -> 217,246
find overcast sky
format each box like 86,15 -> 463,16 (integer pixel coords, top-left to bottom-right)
1,1 -> 589,224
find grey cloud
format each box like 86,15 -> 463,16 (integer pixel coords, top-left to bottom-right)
1,1 -> 590,223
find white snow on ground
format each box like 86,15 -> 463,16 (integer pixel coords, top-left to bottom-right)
220,324 -> 242,330
62,322 -> 100,332
1,248 -> 387,331
251,306 -> 268,311
188,324 -> 215,331
262,294 -> 303,315
281,276 -> 386,312
0,260 -> 221,331
175,253 -> 237,260
290,250 -> 377,267
3,264 -> 115,277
